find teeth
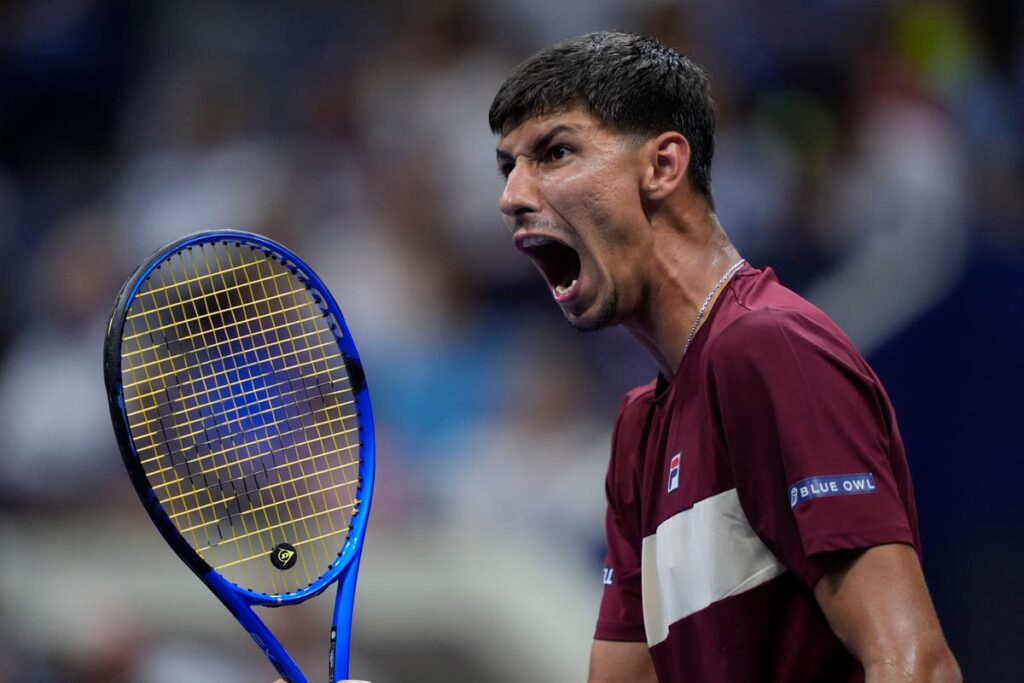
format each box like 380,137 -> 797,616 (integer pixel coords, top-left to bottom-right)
555,279 -> 578,296
520,235 -> 555,249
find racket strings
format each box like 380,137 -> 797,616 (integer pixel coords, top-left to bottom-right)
140,395 -> 358,475
226,244 -> 360,585
122,296 -> 322,365
207,241 -> 350,589
133,388 -> 354,459
245,245 -> 336,583
123,266 -> 291,323
221,242 -> 344,590
168,459 -> 359,521
149,245 -> 270,592
181,244 -> 290,592
120,240 -> 361,596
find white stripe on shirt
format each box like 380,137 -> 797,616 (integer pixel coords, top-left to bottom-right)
641,488 -> 786,646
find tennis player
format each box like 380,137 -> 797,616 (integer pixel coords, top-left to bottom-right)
490,32 -> 960,682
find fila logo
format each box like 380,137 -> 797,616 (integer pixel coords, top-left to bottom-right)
667,452 -> 682,492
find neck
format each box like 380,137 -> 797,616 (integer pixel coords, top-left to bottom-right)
624,209 -> 742,378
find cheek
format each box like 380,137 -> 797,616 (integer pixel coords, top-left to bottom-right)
554,165 -> 637,236
579,176 -> 642,249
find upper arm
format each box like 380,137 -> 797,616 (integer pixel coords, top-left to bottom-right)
588,640 -> 657,683
709,309 -> 917,586
814,543 -> 960,681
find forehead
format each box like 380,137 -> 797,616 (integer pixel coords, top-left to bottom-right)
497,108 -> 617,154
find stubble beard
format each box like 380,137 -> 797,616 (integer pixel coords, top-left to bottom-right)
566,288 -> 618,333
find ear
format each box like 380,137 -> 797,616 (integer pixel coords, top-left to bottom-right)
641,132 -> 690,202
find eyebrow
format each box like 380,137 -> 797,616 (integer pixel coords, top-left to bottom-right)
496,124 -> 577,165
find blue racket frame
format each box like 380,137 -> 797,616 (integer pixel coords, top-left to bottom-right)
104,230 -> 376,683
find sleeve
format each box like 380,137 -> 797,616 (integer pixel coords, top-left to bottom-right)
707,308 -> 916,588
594,396 -> 648,642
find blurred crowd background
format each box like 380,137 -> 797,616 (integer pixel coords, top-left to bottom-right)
0,0 -> 1021,681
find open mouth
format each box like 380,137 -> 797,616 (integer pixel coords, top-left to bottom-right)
516,234 -> 582,298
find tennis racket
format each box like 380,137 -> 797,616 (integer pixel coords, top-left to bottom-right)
103,230 -> 375,682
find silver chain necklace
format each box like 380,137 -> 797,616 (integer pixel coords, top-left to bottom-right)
681,258 -> 746,357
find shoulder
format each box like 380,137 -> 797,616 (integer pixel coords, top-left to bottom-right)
606,381 -> 656,477
704,292 -> 885,426
703,278 -> 884,410
717,266 -> 849,342
610,381 -> 656,453
709,294 -> 864,376
713,306 -> 821,354
614,380 -> 657,427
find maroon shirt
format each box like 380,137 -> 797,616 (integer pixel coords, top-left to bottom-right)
595,266 -> 920,682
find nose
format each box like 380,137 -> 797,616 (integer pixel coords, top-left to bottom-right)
498,164 -> 540,220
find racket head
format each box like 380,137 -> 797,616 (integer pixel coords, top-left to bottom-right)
104,230 -> 375,606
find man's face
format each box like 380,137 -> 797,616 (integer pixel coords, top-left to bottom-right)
496,108 -> 650,331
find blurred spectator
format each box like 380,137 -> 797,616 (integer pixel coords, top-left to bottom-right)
0,212 -> 122,505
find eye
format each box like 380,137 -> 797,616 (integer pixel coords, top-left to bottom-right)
545,144 -> 573,162
498,161 -> 514,180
